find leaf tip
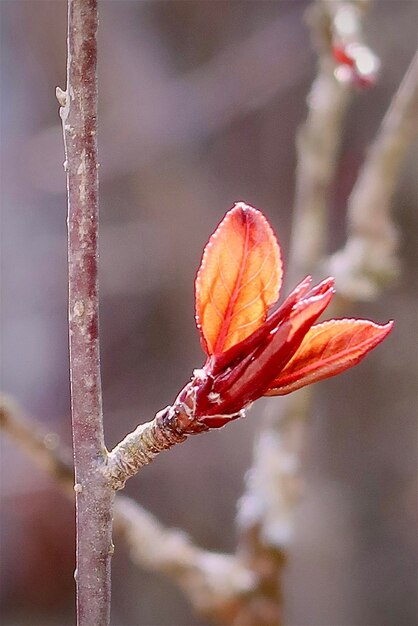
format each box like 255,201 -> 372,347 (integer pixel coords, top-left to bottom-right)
195,201 -> 283,355
376,319 -> 394,340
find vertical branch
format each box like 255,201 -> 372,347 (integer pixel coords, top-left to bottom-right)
236,3 -> 371,624
288,1 -> 352,285
59,1 -> 114,624
328,52 -> 418,299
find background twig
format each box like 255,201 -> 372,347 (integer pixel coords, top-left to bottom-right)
287,0 -> 355,285
328,52 -> 418,300
0,396 -> 74,493
236,3 -> 372,624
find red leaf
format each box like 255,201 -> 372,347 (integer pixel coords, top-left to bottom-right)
195,202 -> 282,355
211,284 -> 335,414
266,319 -> 393,396
210,275 -> 313,376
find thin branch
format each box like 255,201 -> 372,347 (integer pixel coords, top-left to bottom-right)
328,52 -> 418,300
287,0 -> 354,285
115,498 -> 255,623
238,391 -> 310,547
103,405 -> 191,491
236,3 -> 371,623
0,396 -> 74,493
0,395 -> 255,623
59,0 -> 113,624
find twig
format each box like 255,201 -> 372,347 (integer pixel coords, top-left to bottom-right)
287,0 -> 354,285
0,395 -> 255,623
115,498 -> 255,623
0,396 -> 74,493
238,391 -> 309,545
328,52 -> 418,300
237,3 -> 370,623
58,1 -> 113,624
103,405 -> 191,491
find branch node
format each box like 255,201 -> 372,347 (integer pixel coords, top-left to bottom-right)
55,85 -> 67,107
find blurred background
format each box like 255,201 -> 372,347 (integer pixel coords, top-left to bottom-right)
0,1 -> 416,625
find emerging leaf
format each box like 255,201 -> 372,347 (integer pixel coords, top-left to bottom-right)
195,202 -> 282,355
210,275 -> 315,375
266,319 -> 393,396
183,202 -> 393,430
208,283 -> 335,414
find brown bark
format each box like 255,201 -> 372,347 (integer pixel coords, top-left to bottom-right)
59,1 -> 114,624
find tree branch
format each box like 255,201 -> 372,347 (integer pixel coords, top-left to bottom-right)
328,51 -> 418,299
103,405 -> 191,491
0,395 -> 74,493
59,0 -> 113,623
287,0 -> 354,285
236,3 -> 372,623
114,498 -> 255,623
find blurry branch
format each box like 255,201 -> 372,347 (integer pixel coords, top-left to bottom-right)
0,395 -> 74,493
0,395 -> 255,623
238,0 -> 363,541
59,0 -> 114,624
238,6 -> 415,626
237,3 -> 373,624
238,391 -> 309,549
287,0 -> 353,284
115,498 -> 255,623
288,0 -> 377,285
328,52 -> 418,300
